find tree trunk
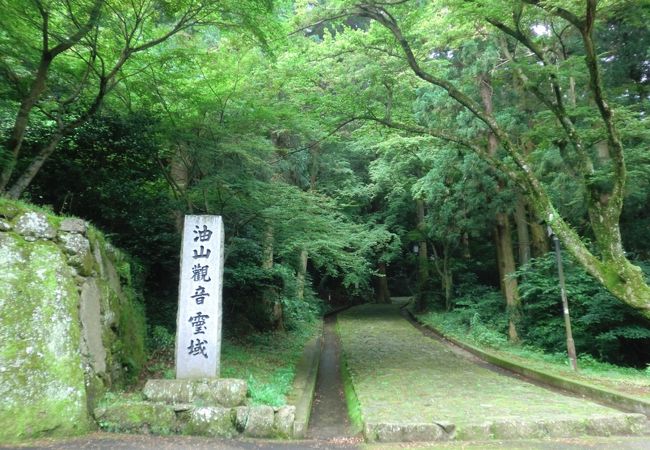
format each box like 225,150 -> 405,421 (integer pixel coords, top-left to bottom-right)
262,226 -> 283,330
6,132 -> 64,199
530,215 -> 550,257
6,77 -> 110,198
514,195 -> 531,266
479,71 -> 520,341
415,198 -> 429,312
170,143 -> 193,233
295,144 -> 321,301
296,249 -> 308,301
0,58 -> 51,192
375,262 -> 391,304
462,231 -> 471,260
0,0 -> 103,193
496,213 -> 520,342
494,226 -> 505,295
442,246 -> 453,311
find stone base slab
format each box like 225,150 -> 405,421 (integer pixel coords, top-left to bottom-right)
457,413 -> 649,441
360,413 -> 649,443
95,401 -> 296,438
143,378 -> 247,407
364,421 -> 455,442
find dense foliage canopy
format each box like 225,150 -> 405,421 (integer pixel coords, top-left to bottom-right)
1,0 -> 648,366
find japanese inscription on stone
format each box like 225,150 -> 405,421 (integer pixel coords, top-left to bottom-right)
175,215 -> 224,379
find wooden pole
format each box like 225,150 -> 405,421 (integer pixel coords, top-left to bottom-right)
549,227 -> 579,371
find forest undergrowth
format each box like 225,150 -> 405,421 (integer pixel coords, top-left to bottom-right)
139,320 -> 319,407
415,306 -> 650,400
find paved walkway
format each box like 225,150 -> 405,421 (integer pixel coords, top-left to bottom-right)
337,304 -> 649,442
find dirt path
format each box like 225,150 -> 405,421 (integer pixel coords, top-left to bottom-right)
306,315 -> 358,443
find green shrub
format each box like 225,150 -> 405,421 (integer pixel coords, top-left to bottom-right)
148,325 -> 175,351
416,281 -> 510,349
516,253 -> 650,366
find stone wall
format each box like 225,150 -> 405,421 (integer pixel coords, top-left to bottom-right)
0,199 -> 147,442
96,379 -> 296,438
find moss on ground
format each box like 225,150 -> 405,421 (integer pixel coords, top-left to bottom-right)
337,304 -> 646,440
340,352 -> 364,435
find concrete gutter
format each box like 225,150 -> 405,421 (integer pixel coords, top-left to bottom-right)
287,321 -> 323,438
406,308 -> 650,418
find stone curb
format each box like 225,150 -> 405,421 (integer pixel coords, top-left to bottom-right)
405,308 -> 650,418
287,321 -> 323,438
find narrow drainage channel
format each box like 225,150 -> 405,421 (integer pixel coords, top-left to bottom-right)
306,314 -> 357,442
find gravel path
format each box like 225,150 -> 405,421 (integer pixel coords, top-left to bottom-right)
337,303 -> 649,441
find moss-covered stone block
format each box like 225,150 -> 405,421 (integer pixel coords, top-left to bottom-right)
243,405 -> 275,438
488,419 -> 549,440
143,378 -> 247,407
0,234 -> 91,442
0,200 -> 22,219
0,200 -> 148,443
183,407 -> 236,437
364,422 -> 453,442
14,211 -> 56,240
193,378 -> 248,407
95,401 -> 177,434
60,218 -> 87,234
584,413 -> 649,436
143,379 -> 193,404
59,232 -> 94,276
274,405 -> 296,438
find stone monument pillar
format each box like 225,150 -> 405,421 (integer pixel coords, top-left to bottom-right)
175,215 -> 224,379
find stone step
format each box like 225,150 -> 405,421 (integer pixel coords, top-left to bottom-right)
142,378 -> 247,407
95,401 -> 296,438
361,413 -> 650,442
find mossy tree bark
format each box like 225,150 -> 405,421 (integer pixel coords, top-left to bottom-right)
431,243 -> 453,311
530,215 -> 550,257
296,248 -> 309,301
167,143 -> 195,233
295,143 -> 320,301
496,214 -> 521,342
514,195 -> 531,266
357,2 -> 650,320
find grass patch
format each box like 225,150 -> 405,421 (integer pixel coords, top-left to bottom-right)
221,322 -> 319,406
138,321 -> 319,407
415,308 -> 650,400
339,349 -> 364,434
